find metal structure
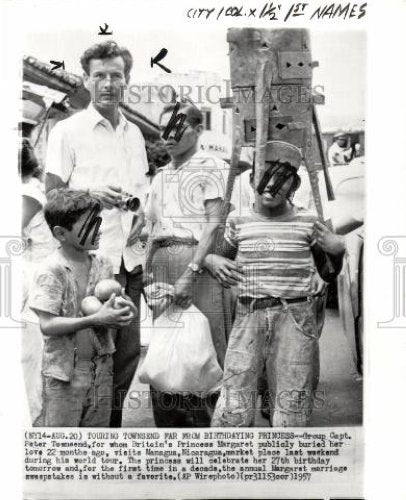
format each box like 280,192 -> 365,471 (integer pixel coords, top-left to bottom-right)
222,27 -> 334,221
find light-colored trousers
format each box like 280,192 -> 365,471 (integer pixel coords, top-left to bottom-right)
212,297 -> 320,427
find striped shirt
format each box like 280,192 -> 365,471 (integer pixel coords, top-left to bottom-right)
225,206 -> 318,299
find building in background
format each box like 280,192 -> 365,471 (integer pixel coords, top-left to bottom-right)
22,57 -> 364,174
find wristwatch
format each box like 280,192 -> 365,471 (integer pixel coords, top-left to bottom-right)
187,262 -> 203,274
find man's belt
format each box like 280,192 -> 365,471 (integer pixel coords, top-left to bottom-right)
238,295 -> 310,311
154,239 -> 198,248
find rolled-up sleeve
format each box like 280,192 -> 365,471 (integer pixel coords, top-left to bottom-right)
202,165 -> 228,203
29,271 -> 64,316
45,122 -> 75,183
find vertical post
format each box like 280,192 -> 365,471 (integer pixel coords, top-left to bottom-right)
302,127 -> 325,222
312,104 -> 335,201
214,99 -> 243,253
254,60 -> 271,212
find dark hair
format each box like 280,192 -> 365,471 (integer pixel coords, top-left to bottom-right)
44,189 -> 101,231
255,161 -> 301,199
80,41 -> 133,78
159,102 -> 203,128
19,138 -> 40,178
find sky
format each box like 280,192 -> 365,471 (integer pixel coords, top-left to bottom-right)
24,28 -> 366,130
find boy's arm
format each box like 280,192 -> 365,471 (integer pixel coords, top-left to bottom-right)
311,221 -> 346,282
204,253 -> 244,289
204,217 -> 245,288
34,294 -> 134,337
205,237 -> 238,265
216,236 -> 239,259
35,310 -> 99,337
311,244 -> 344,283
172,198 -> 224,308
215,214 -> 240,259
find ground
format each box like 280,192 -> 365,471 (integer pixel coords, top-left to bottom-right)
122,308 -> 362,427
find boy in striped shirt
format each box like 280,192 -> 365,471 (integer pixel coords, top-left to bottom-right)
209,141 -> 345,427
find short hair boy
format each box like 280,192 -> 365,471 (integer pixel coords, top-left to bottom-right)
30,189 -> 135,427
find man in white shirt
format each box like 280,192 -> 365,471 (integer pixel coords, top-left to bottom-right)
45,41 -> 150,427
145,102 -> 233,427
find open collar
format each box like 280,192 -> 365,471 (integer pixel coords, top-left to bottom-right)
167,151 -> 215,171
85,103 -> 128,132
53,249 -> 97,271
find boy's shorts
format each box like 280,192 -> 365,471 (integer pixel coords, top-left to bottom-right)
212,297 -> 319,427
38,354 -> 113,427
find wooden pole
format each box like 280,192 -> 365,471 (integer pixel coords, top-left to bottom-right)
254,60 -> 271,212
312,104 -> 335,201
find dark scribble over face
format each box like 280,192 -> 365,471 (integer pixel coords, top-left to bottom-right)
159,111 -> 202,159
254,163 -> 301,208
74,207 -> 103,250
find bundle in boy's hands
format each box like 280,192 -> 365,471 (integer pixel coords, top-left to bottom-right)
81,279 -> 135,316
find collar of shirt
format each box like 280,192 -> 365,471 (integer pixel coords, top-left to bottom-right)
166,151 -> 223,171
52,249 -> 96,271
52,250 -> 101,296
84,103 -> 129,134
146,152 -> 229,243
49,249 -> 115,307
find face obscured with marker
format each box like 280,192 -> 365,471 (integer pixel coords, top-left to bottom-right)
251,168 -> 298,209
261,176 -> 296,208
160,111 -> 203,159
55,208 -> 102,251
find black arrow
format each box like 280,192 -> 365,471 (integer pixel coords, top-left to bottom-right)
50,60 -> 65,71
150,48 -> 171,73
99,23 -> 113,35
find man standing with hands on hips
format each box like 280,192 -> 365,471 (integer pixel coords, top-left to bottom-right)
45,41 -> 150,427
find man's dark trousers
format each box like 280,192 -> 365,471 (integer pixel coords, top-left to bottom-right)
111,260 -> 144,427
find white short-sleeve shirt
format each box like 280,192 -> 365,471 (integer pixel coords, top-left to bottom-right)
328,142 -> 352,166
145,151 -> 231,242
46,104 -> 150,273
